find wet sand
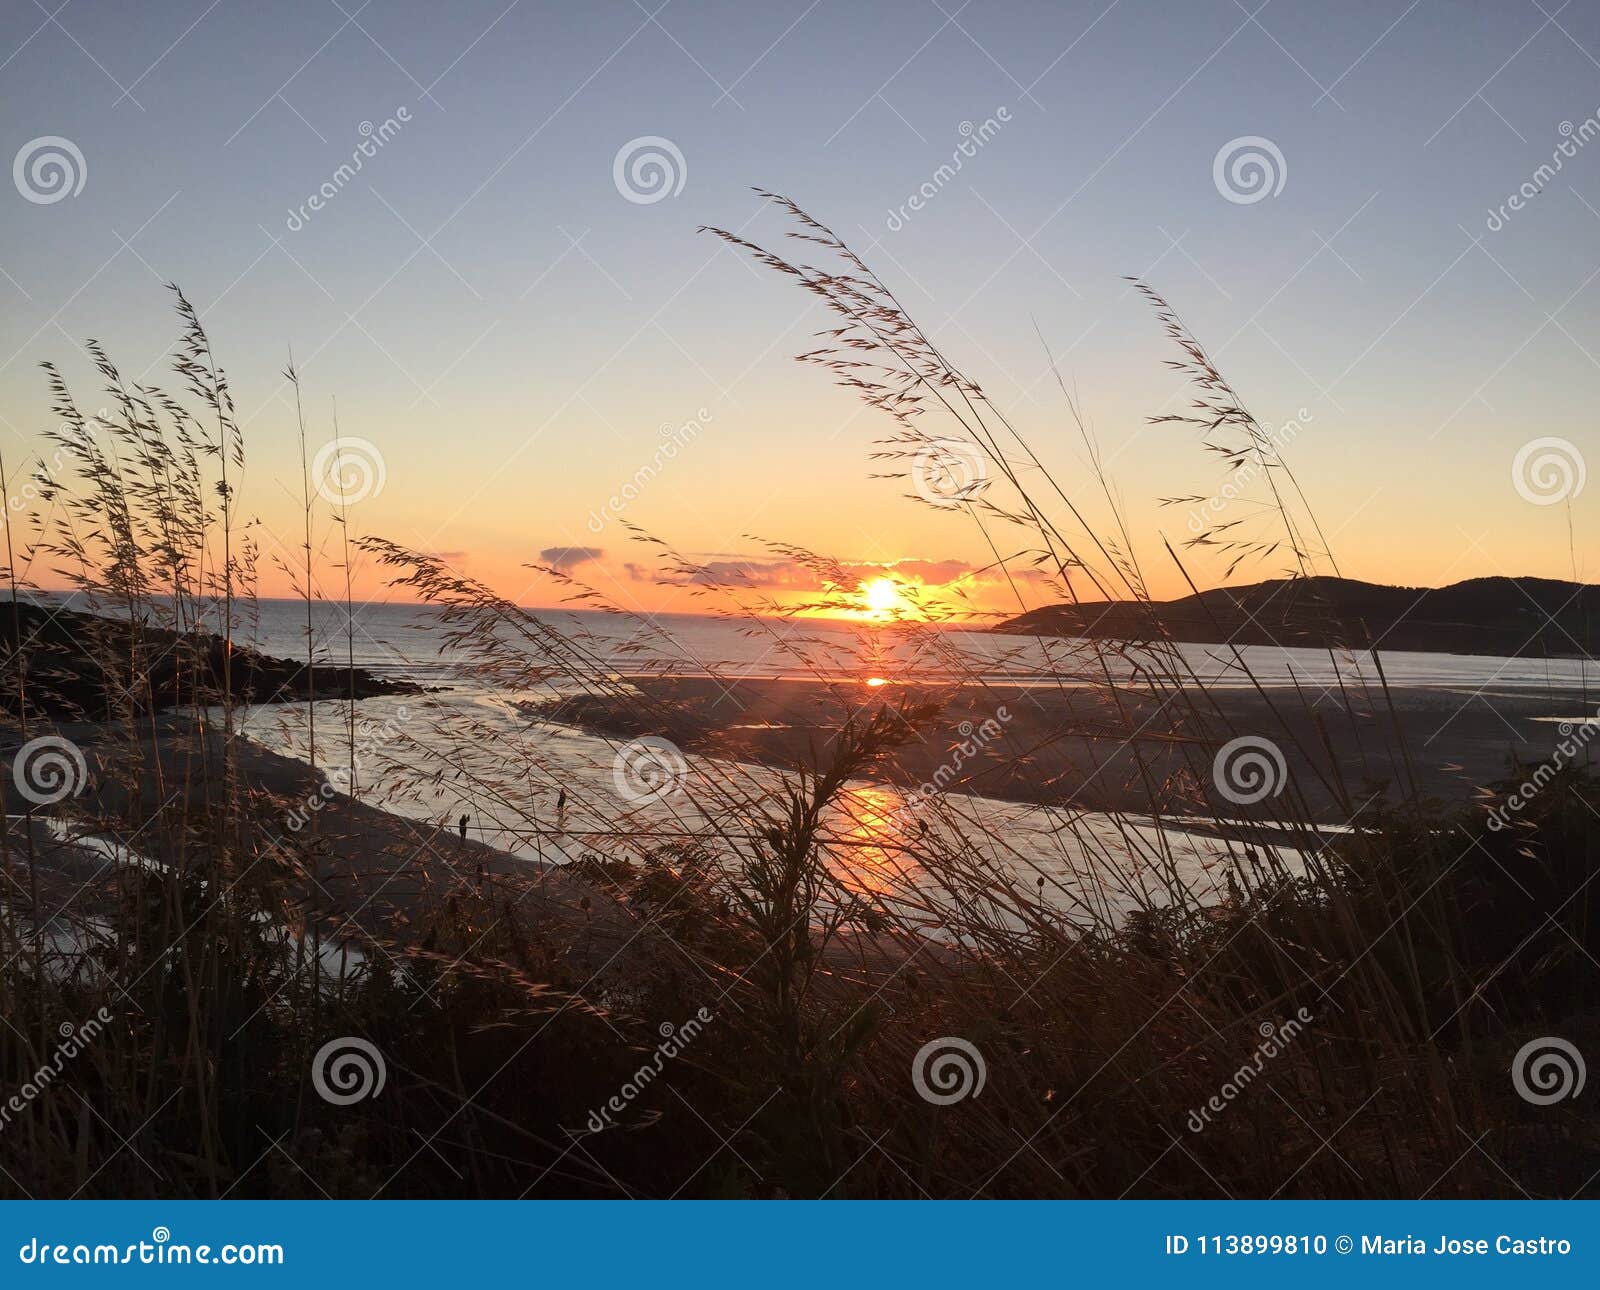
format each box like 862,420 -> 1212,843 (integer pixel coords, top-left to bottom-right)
541,674 -> 1597,824
0,713 -> 930,985
0,715 -> 640,979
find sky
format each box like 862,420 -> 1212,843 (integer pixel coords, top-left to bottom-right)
0,0 -> 1596,619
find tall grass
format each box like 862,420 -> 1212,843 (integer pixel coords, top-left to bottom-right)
0,203 -> 1593,1199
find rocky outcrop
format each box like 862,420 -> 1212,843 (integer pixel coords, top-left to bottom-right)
0,599 -> 421,721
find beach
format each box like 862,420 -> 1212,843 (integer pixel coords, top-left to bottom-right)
9,599 -> 1592,954
537,671 -> 1596,824
0,714 -> 646,980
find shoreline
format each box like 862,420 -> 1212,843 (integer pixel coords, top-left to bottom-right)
534,674 -> 1596,824
0,714 -> 639,980
2,710 -> 931,985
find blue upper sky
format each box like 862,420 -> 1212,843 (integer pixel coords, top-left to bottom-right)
1,0 -> 1595,607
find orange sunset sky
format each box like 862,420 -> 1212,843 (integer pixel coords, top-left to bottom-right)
1,2 -> 1592,620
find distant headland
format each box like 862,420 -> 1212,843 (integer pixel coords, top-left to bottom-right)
996,576 -> 1599,659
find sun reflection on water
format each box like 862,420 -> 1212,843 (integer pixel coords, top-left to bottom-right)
829,783 -> 919,897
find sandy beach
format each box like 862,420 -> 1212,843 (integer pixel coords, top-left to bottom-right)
539,673 -> 1596,823
1,708 -> 939,994
0,715 -> 646,979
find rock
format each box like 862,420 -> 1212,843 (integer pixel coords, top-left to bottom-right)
0,599 -> 423,721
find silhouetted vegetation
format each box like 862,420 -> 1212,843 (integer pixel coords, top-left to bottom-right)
2,208 -> 1595,1200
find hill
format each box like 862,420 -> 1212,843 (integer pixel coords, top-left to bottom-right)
996,575 -> 1600,658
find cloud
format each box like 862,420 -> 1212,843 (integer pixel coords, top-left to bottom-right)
623,553 -> 1014,592
540,546 -> 603,570
627,558 -> 828,589
618,551 -> 1050,601
848,558 -> 974,585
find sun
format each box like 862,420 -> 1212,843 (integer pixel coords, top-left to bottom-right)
804,574 -> 924,622
861,576 -> 906,618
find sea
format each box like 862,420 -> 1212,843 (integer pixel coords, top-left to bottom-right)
239,597 -> 1597,693
171,597 -> 1588,927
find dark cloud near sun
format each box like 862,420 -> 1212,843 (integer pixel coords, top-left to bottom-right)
625,558 -> 825,589
540,546 -> 603,570
621,553 -> 1031,591
851,558 -> 973,585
